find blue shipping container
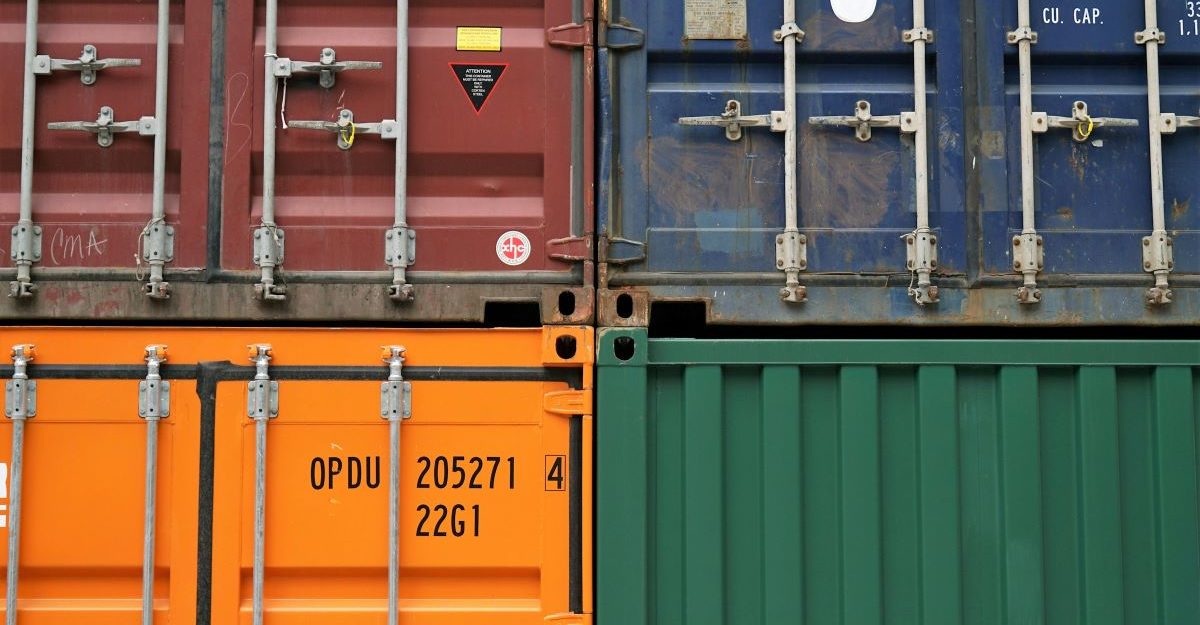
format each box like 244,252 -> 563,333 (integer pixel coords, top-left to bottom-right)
598,0 -> 1200,325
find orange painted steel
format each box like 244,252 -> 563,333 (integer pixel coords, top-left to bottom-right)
0,327 -> 592,625
0,340 -> 200,625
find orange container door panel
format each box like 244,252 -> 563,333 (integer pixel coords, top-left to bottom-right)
0,372 -> 200,625
0,327 -> 591,625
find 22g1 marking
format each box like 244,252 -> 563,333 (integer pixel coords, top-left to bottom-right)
416,504 -> 480,537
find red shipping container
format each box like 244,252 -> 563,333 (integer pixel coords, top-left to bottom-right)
0,0 -> 594,323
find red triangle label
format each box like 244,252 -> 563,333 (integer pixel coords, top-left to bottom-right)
449,63 -> 509,114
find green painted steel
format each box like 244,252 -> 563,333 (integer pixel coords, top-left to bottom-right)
597,329 -> 1200,625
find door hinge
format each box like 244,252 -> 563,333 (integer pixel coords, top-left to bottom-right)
548,19 -> 594,48
547,235 -> 593,262
601,21 -> 645,50
544,389 -> 592,417
599,234 -> 646,265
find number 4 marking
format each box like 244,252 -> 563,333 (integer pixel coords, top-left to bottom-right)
544,455 -> 566,491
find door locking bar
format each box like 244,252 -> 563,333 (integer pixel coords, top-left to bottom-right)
678,99 -> 786,141
808,6 -> 938,306
677,5 -> 807,302
33,44 -> 141,85
1137,2 -> 1197,306
380,346 -> 412,625
1031,101 -> 1138,142
808,100 -> 917,142
288,108 -> 398,150
47,105 -> 158,148
138,345 -> 169,625
272,47 -> 382,89
1009,0 -> 1139,305
4,345 -> 35,625
245,345 -> 277,625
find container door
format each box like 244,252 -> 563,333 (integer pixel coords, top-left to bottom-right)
599,0 -> 965,322
221,0 -> 593,285
210,328 -> 592,624
0,0 -> 210,274
982,1 -> 1200,300
0,334 -> 201,624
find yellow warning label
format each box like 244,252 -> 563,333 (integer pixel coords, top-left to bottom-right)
456,27 -> 503,52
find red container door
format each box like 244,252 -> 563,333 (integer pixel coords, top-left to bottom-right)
221,0 -> 593,280
0,0 -> 211,271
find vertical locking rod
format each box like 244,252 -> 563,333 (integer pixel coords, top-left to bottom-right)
907,0 -> 937,305
388,0 -> 415,301
1013,0 -> 1042,303
141,0 -> 172,299
5,345 -> 35,625
1140,0 -> 1172,305
139,345 -> 169,625
779,0 -> 804,303
381,346 -> 412,625
12,0 -> 42,298
255,0 -> 286,301
246,345 -> 277,625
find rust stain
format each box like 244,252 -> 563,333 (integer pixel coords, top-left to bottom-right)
802,4 -> 899,50
642,135 -> 782,227
1171,198 -> 1189,222
1057,205 -> 1073,220
800,125 -> 897,229
1068,144 -> 1089,183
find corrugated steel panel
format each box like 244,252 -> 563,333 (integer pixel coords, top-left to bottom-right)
598,1 -> 1200,325
1,0 -> 593,324
0,327 -> 593,624
597,329 -> 1200,625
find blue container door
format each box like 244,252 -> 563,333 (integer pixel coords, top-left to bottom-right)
599,1 -> 966,287
981,1 -> 1200,289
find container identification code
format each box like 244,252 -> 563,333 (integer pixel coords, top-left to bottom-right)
685,0 -> 747,40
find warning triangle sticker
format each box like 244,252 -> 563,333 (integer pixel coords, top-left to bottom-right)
450,63 -> 508,114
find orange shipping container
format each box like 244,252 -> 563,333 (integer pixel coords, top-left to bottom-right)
0,327 -> 593,625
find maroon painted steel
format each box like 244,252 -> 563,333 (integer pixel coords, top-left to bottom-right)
221,0 -> 593,274
0,0 -> 211,270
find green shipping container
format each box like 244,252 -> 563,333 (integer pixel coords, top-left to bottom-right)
597,329 -> 1200,625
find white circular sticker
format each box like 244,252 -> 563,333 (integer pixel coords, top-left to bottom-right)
831,0 -> 877,23
496,230 -> 532,266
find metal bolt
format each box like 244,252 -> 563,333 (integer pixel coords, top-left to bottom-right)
1145,261 -> 1152,269
1013,237 -> 1021,246
1014,261 -> 1022,269
799,235 -> 807,244
929,236 -> 937,245
777,260 -> 784,268
906,235 -> 915,245
1144,239 -> 1151,246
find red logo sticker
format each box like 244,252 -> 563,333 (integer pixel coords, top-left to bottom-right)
496,231 -> 531,266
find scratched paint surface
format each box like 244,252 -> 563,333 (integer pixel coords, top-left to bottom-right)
0,0 -> 210,269
601,0 -> 967,276
983,0 -> 1200,275
600,0 -> 1200,323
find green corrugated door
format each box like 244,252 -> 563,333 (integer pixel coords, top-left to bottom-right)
597,330 -> 1200,625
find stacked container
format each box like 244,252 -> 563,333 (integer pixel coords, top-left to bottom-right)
596,1 -> 1200,624
1,0 -> 594,623
3,0 -> 1200,624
